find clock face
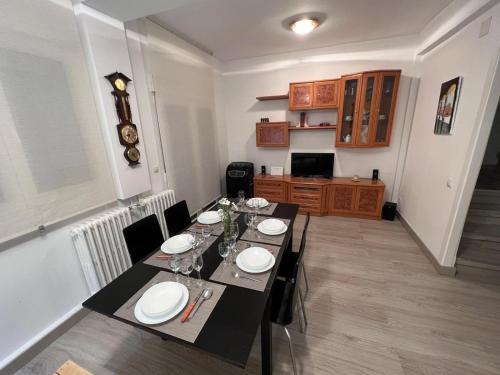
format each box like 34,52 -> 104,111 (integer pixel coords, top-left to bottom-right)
114,78 -> 126,91
127,147 -> 140,162
121,125 -> 138,144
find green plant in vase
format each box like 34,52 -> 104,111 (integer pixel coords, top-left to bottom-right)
218,198 -> 238,241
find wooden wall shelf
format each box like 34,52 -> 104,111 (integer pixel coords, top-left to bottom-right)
288,125 -> 336,131
256,94 -> 289,101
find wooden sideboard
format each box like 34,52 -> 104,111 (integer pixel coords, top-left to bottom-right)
254,174 -> 385,219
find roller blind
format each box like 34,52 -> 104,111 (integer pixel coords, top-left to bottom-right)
142,20 -> 221,213
0,0 -> 115,241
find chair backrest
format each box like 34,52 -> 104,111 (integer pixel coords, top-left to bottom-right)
123,214 -> 164,264
163,200 -> 191,237
294,212 -> 310,277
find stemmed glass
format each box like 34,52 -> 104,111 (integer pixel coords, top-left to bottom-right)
218,242 -> 230,265
169,256 -> 181,282
180,258 -> 194,287
237,190 -> 245,207
201,225 -> 212,243
245,212 -> 257,232
192,249 -> 204,287
229,222 -> 239,262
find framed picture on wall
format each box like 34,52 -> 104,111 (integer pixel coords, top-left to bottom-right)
434,76 -> 462,135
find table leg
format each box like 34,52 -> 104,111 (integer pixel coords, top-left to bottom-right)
261,295 -> 272,375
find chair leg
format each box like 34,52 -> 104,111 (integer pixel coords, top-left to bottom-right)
284,327 -> 298,375
296,297 -> 305,333
298,287 -> 308,329
302,262 -> 310,299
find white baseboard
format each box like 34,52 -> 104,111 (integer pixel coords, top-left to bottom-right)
398,212 -> 457,276
0,304 -> 88,375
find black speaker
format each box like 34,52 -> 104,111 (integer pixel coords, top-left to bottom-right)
261,166 -> 266,175
226,162 -> 254,198
372,169 -> 379,181
382,202 -> 397,221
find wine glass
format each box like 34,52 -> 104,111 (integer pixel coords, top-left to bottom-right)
218,242 -> 230,265
180,258 -> 194,287
192,250 -> 204,287
245,212 -> 256,232
169,256 -> 181,282
230,222 -> 239,241
201,225 -> 212,242
237,190 -> 245,206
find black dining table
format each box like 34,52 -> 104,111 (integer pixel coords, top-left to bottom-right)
82,202 -> 299,375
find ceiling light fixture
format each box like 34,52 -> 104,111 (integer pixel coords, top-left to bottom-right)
289,18 -> 319,35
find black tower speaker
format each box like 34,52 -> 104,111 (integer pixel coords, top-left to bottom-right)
226,162 -> 254,198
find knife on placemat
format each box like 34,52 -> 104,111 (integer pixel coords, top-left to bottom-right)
181,289 -> 204,323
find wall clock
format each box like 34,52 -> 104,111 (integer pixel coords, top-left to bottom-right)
105,72 -> 140,165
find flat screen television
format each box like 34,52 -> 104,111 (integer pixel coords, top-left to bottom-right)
291,153 -> 334,178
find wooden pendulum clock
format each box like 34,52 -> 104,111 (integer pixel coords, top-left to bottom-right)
105,72 -> 141,165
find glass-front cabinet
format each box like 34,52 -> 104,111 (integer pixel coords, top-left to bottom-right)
336,74 -> 362,146
336,70 -> 400,147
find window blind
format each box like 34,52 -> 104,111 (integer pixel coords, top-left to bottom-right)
0,0 -> 115,241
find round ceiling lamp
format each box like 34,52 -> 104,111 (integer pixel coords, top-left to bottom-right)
289,18 -> 320,35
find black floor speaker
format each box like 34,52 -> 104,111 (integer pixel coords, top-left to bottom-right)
382,202 -> 397,221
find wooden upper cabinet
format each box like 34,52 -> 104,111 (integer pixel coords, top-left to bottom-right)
256,122 -> 289,147
289,82 -> 313,110
336,74 -> 362,147
312,80 -> 339,109
372,71 -> 400,146
336,70 -> 400,148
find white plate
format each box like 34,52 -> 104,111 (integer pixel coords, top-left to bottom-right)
246,197 -> 270,208
259,218 -> 286,233
257,222 -> 287,236
238,247 -> 272,271
161,234 -> 194,254
140,282 -> 184,318
236,250 -> 275,274
134,283 -> 189,325
197,211 -> 221,225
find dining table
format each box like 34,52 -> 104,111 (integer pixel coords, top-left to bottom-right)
82,201 -> 299,375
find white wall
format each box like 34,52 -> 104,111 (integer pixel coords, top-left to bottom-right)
0,208 -> 108,370
220,39 -> 418,201
398,4 -> 500,266
138,19 -> 223,212
76,5 -> 152,200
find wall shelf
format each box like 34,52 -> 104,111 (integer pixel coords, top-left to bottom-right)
288,125 -> 337,131
256,94 -> 289,101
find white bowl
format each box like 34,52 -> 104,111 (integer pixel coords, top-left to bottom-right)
161,234 -> 193,254
134,283 -> 189,325
257,222 -> 288,236
238,247 -> 272,271
197,211 -> 221,225
246,197 -> 269,208
140,282 -> 183,318
260,218 -> 285,233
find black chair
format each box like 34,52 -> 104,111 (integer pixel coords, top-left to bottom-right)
163,200 -> 191,237
278,213 -> 310,298
123,214 -> 164,264
271,231 -> 308,375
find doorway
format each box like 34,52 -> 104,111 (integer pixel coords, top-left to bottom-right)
456,101 -> 500,270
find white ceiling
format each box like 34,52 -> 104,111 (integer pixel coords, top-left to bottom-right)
80,0 -> 201,21
148,0 -> 454,61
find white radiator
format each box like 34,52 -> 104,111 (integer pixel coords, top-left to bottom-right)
71,207 -> 133,294
141,189 -> 176,239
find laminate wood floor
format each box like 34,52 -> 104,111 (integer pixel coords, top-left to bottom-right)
15,216 -> 500,375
